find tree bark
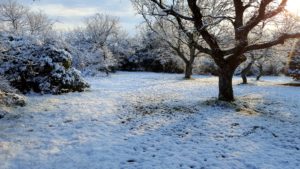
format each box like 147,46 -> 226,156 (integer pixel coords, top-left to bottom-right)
256,65 -> 263,81
256,74 -> 262,81
184,45 -> 196,79
241,62 -> 253,84
242,74 -> 247,84
218,67 -> 235,101
184,62 -> 193,79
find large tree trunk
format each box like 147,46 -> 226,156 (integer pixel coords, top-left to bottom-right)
218,67 -> 236,101
184,62 -> 193,79
184,45 -> 196,79
217,54 -> 246,101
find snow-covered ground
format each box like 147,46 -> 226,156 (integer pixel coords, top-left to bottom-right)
0,72 -> 299,169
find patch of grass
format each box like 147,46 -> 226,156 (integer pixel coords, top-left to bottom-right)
202,96 -> 264,116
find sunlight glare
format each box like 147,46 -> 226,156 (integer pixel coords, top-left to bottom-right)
286,0 -> 300,16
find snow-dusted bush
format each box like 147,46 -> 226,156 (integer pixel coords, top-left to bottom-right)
120,47 -> 184,73
194,56 -> 219,75
67,25 -> 184,75
288,40 -> 300,81
107,32 -> 136,68
63,13 -> 122,76
0,75 -> 25,108
0,90 -> 26,107
0,34 -> 89,94
119,32 -> 184,73
0,75 -> 16,93
66,29 -> 118,76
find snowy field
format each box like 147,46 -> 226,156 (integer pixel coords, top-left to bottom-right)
0,72 -> 299,169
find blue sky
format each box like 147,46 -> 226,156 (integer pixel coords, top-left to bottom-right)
19,0 -> 142,34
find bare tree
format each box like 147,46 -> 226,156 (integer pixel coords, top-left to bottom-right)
0,0 -> 28,33
26,10 -> 54,35
84,13 -> 120,74
132,0 -> 300,101
136,1 -> 202,79
240,49 -> 271,84
147,20 -> 201,79
85,13 -> 120,48
240,55 -> 255,84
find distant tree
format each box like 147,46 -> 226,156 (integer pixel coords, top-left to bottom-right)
132,0 -> 300,101
26,10 -> 54,35
240,49 -> 272,84
84,13 -> 120,74
135,1 -> 202,79
253,53 -> 268,81
65,13 -> 122,75
85,13 -> 119,48
0,0 -> 28,33
240,55 -> 255,84
288,40 -> 300,80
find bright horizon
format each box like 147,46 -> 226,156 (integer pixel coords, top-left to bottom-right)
17,0 -> 300,34
18,0 -> 142,35
286,0 -> 300,16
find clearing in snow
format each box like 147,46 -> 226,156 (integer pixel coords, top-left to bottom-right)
0,72 -> 299,169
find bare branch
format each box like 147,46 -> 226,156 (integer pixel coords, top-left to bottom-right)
245,33 -> 300,51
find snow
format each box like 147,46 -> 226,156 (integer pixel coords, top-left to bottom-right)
0,72 -> 299,169
0,34 -> 89,94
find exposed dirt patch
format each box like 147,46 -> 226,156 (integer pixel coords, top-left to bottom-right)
280,83 -> 300,87
134,103 -> 198,116
202,94 -> 280,116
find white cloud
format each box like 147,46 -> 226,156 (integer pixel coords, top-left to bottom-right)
19,0 -> 142,35
53,22 -> 84,31
31,4 -> 98,17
